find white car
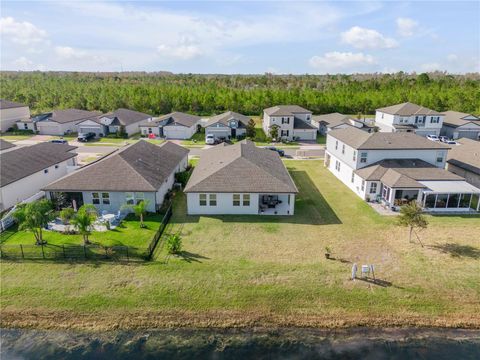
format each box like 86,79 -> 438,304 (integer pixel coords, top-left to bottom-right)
205,134 -> 215,145
426,134 -> 440,142
445,140 -> 458,145
439,136 -> 450,142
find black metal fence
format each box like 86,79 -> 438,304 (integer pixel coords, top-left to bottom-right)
146,202 -> 173,260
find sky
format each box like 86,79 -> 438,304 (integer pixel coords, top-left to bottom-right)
1,0 -> 479,74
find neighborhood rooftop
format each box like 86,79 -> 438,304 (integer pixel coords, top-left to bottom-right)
205,111 -> 250,127
1,143 -> 77,187
264,105 -> 311,116
102,108 -> 152,126
442,110 -> 480,127
312,112 -> 350,126
43,140 -> 188,192
0,99 -> 27,110
47,109 -> 102,124
154,112 -> 201,127
328,127 -> 450,150
185,140 -> 298,194
376,102 -> 442,116
447,138 -> 480,175
0,139 -> 16,151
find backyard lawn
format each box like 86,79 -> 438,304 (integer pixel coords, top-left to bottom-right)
1,160 -> 479,330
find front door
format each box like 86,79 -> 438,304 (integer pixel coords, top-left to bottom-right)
231,128 -> 236,138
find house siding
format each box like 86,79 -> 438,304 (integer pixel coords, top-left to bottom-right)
164,124 -> 197,139
447,163 -> 480,188
0,106 -> 30,132
37,120 -> 78,135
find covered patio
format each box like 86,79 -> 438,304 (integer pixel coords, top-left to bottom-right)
420,181 -> 480,212
258,194 -> 294,215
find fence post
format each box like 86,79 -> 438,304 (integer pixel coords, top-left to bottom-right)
84,245 -> 87,259
62,244 -> 66,259
41,244 -> 45,259
20,244 -> 24,259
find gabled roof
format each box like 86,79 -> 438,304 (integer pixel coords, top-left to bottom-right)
102,108 -> 153,126
0,139 -> 16,151
184,140 -> 298,193
312,113 -> 350,126
442,110 -> 480,128
158,112 -> 201,128
205,111 -> 250,128
328,127 -> 449,150
376,102 -> 442,116
294,117 -> 317,129
46,109 -> 102,124
447,138 -> 480,175
1,143 -> 77,187
43,141 -> 188,192
0,99 -> 28,110
355,159 -> 464,188
264,105 -> 311,116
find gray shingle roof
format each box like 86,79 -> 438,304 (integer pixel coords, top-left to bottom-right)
0,139 -> 16,151
328,127 -> 449,150
158,112 -> 201,128
442,110 -> 480,128
47,109 -> 102,124
312,113 -> 350,126
355,159 -> 463,188
184,140 -> 298,193
376,102 -> 442,116
0,99 -> 28,110
264,105 -> 311,116
1,143 -> 77,187
447,138 -> 480,175
205,111 -> 251,128
43,140 -> 189,192
294,118 -> 317,129
103,108 -> 153,126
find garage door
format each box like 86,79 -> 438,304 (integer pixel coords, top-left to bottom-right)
458,131 -> 480,140
37,123 -> 62,135
79,127 -> 102,136
164,126 -> 189,139
206,128 -> 230,138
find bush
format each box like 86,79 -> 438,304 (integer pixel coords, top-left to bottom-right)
166,234 -> 182,254
5,129 -> 35,135
175,169 -> 193,187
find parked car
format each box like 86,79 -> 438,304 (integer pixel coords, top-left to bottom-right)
77,132 -> 96,142
50,138 -> 68,144
205,134 -> 215,145
266,146 -> 285,157
445,140 -> 458,145
426,134 -> 440,142
439,136 -> 450,142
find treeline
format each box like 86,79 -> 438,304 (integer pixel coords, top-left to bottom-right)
0,71 -> 479,116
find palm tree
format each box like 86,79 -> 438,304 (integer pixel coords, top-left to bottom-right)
70,205 -> 97,245
126,200 -> 150,228
12,199 -> 55,245
59,207 -> 75,233
397,201 -> 428,246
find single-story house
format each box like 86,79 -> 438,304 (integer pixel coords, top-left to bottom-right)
204,111 -> 251,140
441,110 -> 480,140
0,99 -> 30,132
447,138 -> 480,188
262,105 -> 317,141
77,108 -> 153,137
43,140 -> 189,213
312,113 -> 375,135
139,112 -> 201,139
36,109 -> 101,135
16,113 -> 51,132
184,140 -> 298,215
0,142 -> 78,211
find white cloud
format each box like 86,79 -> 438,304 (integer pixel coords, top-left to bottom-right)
157,36 -> 203,60
341,26 -> 397,49
309,52 -> 376,73
54,46 -> 109,67
396,17 -> 418,37
421,62 -> 442,72
447,54 -> 458,62
0,17 -> 47,44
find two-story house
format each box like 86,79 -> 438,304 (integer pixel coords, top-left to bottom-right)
262,105 -> 317,141
375,102 -> 444,137
325,127 -> 480,212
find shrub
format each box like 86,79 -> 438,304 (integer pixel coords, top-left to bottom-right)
175,169 -> 192,187
166,234 -> 182,254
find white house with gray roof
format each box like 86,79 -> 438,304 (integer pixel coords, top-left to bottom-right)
204,111 -> 250,140
325,127 -> 480,212
36,109 -> 102,135
185,140 -> 298,215
375,102 -> 444,137
43,140 -> 188,213
440,111 -> 480,140
312,112 -> 375,135
0,99 -> 30,132
263,105 -> 317,141
139,112 -> 201,139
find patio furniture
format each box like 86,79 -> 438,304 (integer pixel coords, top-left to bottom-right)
103,213 -> 115,223
115,210 -> 122,221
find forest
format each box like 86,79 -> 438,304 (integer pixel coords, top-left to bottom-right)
1,71 -> 479,116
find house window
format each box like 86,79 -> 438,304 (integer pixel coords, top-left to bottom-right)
342,144 -> 345,154
335,160 -> 341,172
233,194 -> 240,206
125,192 -> 134,205
306,115 -> 311,121
335,140 -> 338,150
24,123 -> 28,129
102,192 -> 110,205
55,165 -> 59,169
148,128 -> 153,134
92,192 -> 100,205
44,169 -> 49,174
360,152 -> 368,163
381,113 -> 384,119
209,194 -> 217,206
370,182 -> 377,194
243,194 -> 250,206
353,151 -> 356,161
281,130 -> 289,137
431,116 -> 440,124
199,194 -> 207,206
351,172 -> 355,183
282,117 -> 289,124
361,180 -> 365,191
135,192 -> 145,204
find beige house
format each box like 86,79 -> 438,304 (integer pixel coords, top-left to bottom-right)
0,99 -> 30,132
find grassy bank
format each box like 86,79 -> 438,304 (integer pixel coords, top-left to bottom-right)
1,161 -> 479,330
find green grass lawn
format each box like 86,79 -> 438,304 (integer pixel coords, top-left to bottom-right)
316,134 -> 326,144
1,160 -> 479,330
0,134 -> 35,141
1,213 -> 163,248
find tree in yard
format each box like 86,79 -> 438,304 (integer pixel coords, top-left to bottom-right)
397,201 -> 428,246
269,125 -> 279,141
246,118 -> 256,139
12,199 -> 55,245
127,200 -> 150,228
166,234 -> 182,254
70,205 -> 97,245
59,207 -> 75,233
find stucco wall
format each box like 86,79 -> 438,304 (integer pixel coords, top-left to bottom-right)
0,106 -> 30,132
447,163 -> 480,188
164,124 -> 196,139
